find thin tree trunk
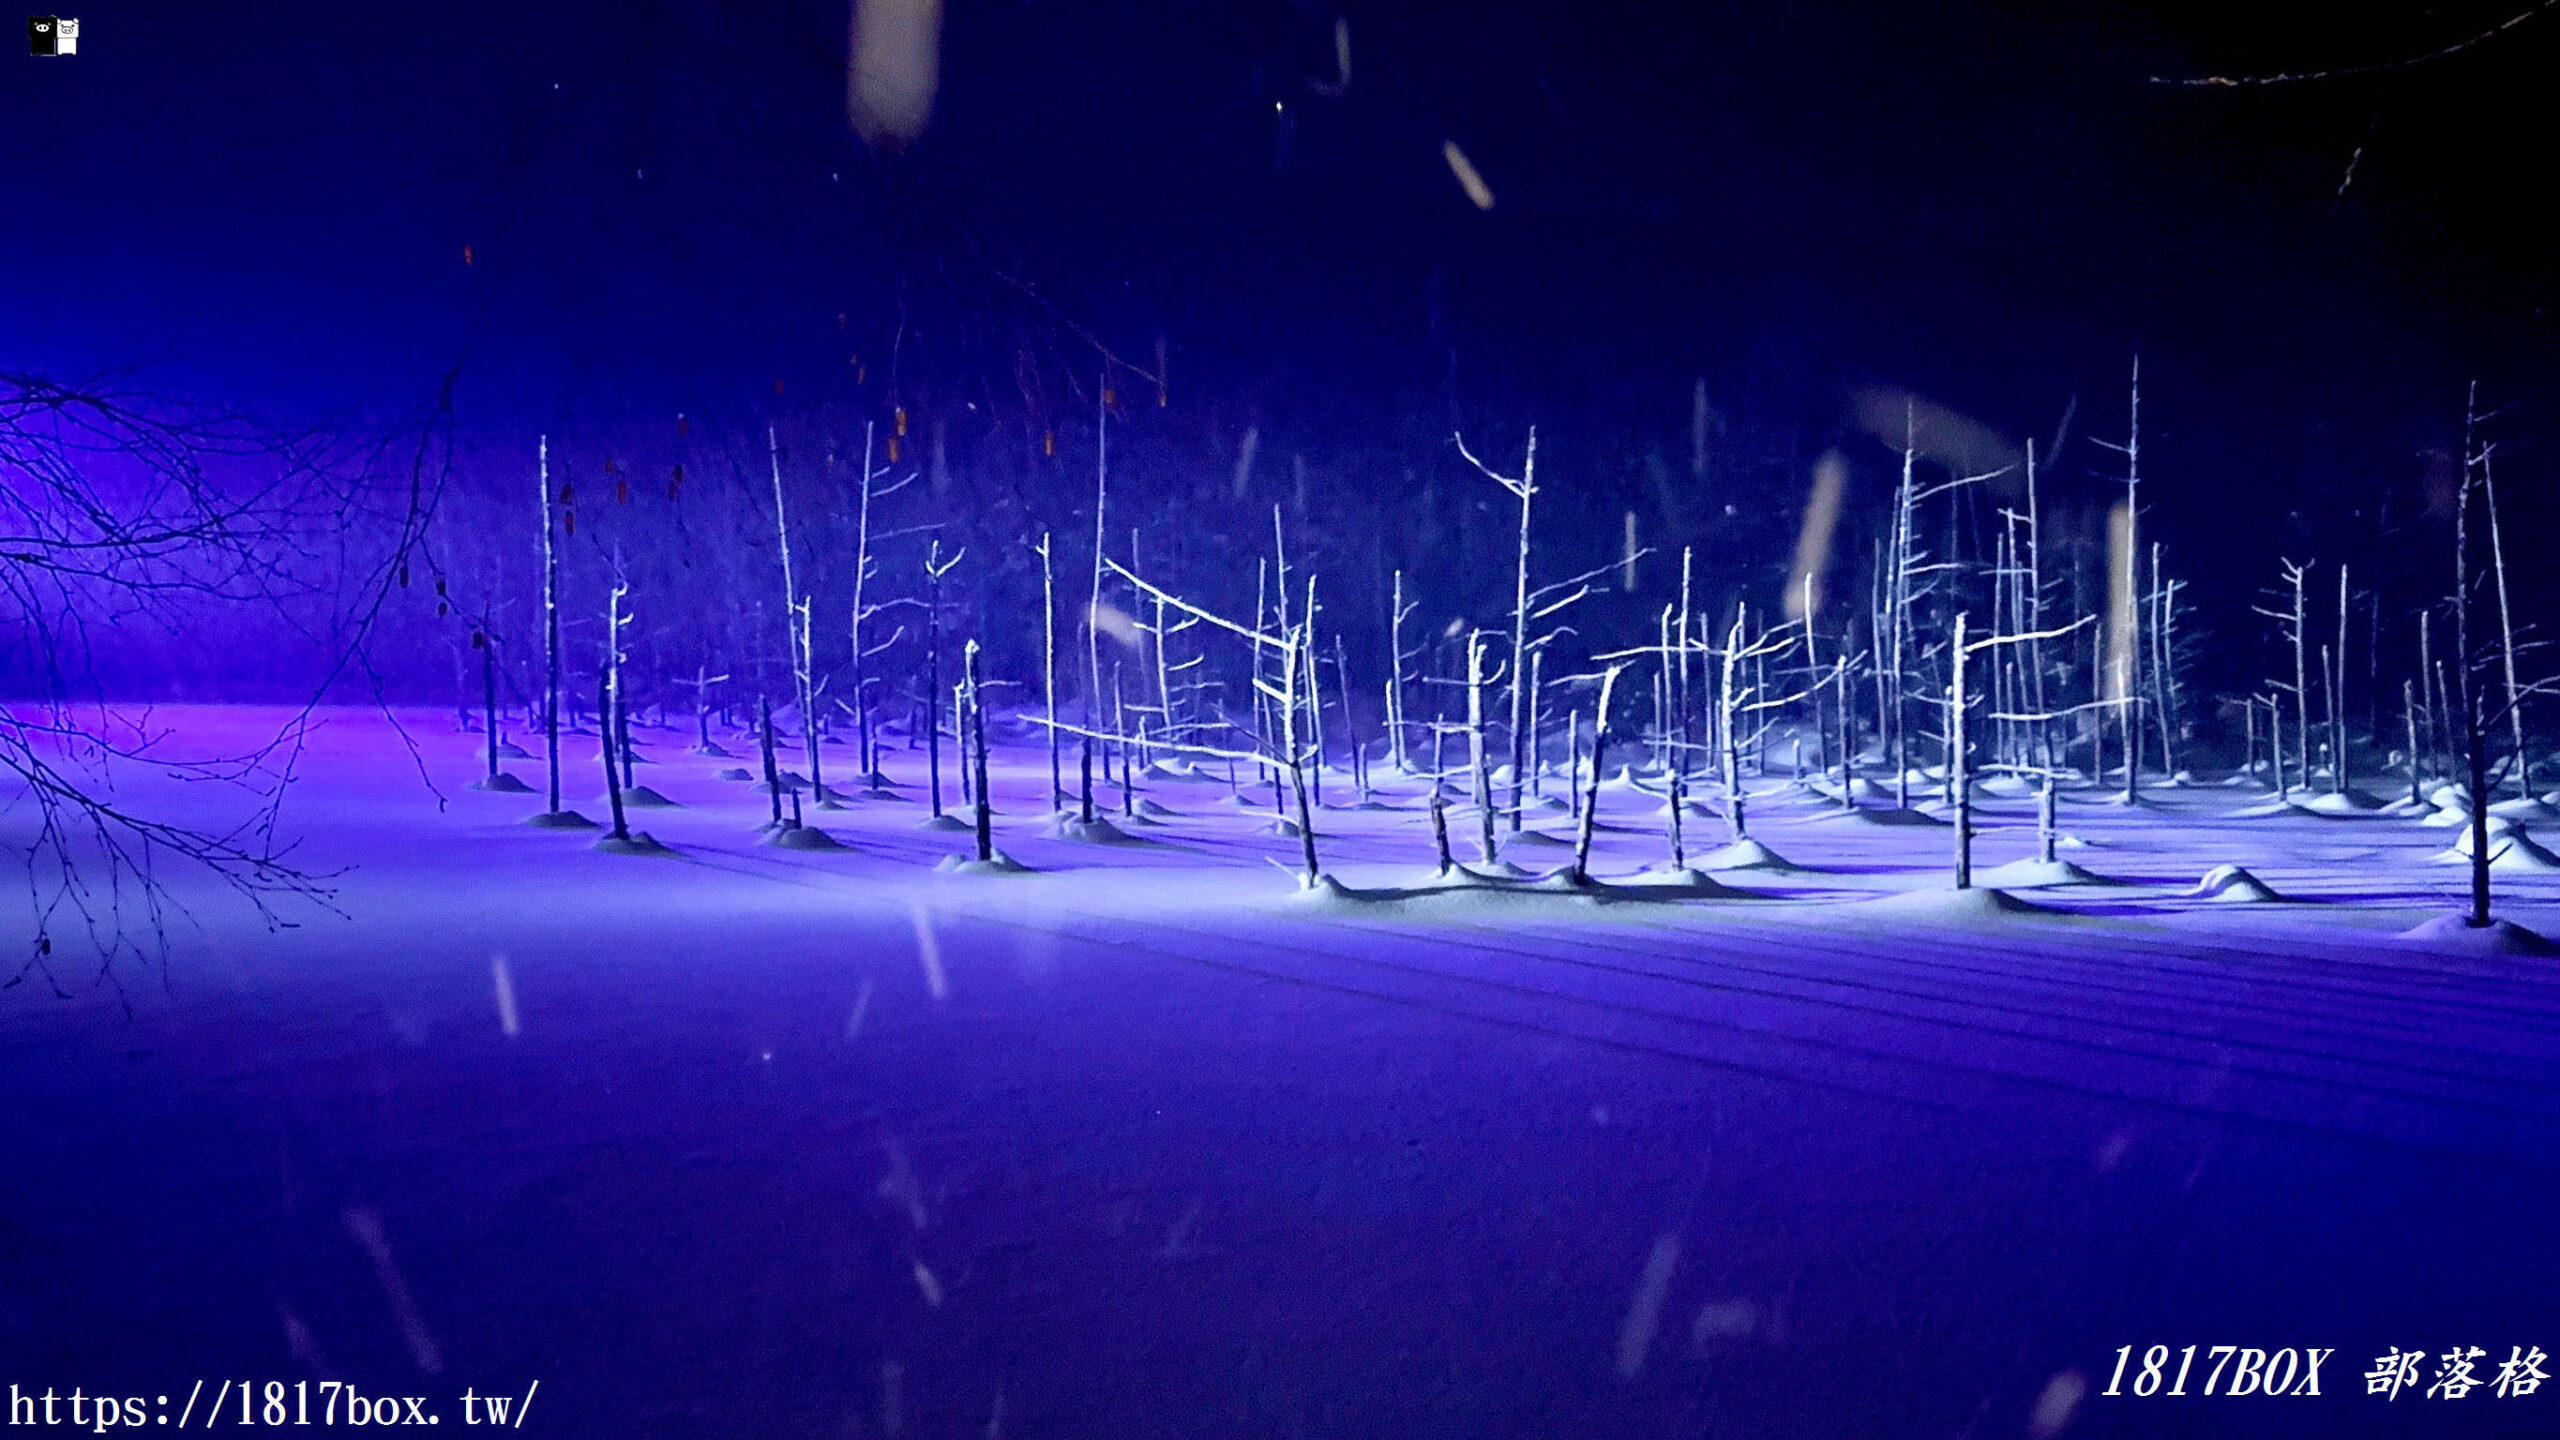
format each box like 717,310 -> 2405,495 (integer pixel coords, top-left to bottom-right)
1571,666 -> 1626,885
540,436 -> 563,814
967,640 -> 993,862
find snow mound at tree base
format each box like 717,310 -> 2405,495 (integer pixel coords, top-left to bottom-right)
613,785 -> 681,808
1971,858 -> 2108,888
765,825 -> 845,851
593,831 -> 675,856
1134,798 -> 1183,819
1856,887 -> 2045,922
917,813 -> 974,833
687,741 -> 732,757
2435,828 -> 2560,872
712,767 -> 756,782
1829,805 -> 1947,828
2488,796 -> 2560,823
470,772 -> 534,794
1696,838 -> 1801,872
2188,864 -> 2283,902
1292,868 -> 1729,911
2396,914 -> 2556,956
526,810 -> 597,830
1628,864 -> 1747,897
479,741 -> 531,760
1502,829 -> 1573,849
936,850 -> 1031,875
2293,789 -> 2387,816
1048,815 -> 1146,844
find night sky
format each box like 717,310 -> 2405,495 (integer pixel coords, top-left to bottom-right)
6,1 -> 2558,614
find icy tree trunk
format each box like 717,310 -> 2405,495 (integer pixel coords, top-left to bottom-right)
1524,647 -> 1544,800
1335,635 -> 1370,804
1039,533 -> 1061,810
1565,710 -> 1581,825
2120,357 -> 2143,806
2150,544 -> 2178,781
1430,717 -> 1454,874
1571,666 -> 1626,886
539,436 -> 564,815
2406,679 -> 2423,808
2037,774 -> 2058,865
1665,767 -> 1687,871
759,694 -> 784,830
1115,664 -> 1135,819
1951,613 -> 1973,888
600,669 -> 630,841
1467,632 -> 1497,866
769,428 -> 824,804
2290,568 -> 2310,794
1281,630 -> 1321,887
2321,642 -> 2338,794
967,640 -> 993,863
480,632 -> 501,783
2270,695 -> 2290,804
2332,563 -> 2349,795
1301,576 -> 1325,807
849,424 -> 879,790
926,566 -> 944,819
1388,569 -> 1411,771
1084,390 -> 1108,825
1834,656 -> 1854,811
1153,591 -> 1175,756
1505,432 -> 1537,833
1720,612 -> 1747,843
2484,455 -> 2528,799
2458,391 -> 2492,928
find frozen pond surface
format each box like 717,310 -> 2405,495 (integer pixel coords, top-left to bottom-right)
5,706 -> 2556,1436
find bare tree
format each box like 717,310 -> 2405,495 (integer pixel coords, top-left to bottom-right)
1453,427 -> 1539,832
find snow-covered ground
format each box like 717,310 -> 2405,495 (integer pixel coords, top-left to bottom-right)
5,706 -> 2557,1436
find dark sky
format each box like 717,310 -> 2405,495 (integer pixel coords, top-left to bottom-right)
5,0 -> 2557,556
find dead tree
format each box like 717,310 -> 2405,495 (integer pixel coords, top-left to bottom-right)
474,621 -> 504,783
1951,612 -> 2092,887
599,573 -> 632,843
767,427 -> 828,804
847,422 -> 916,791
677,663 -> 730,755
1454,427 -> 1540,831
2481,430 -> 2530,799
1082,383 -> 1110,824
540,436 -> 567,816
965,639 -> 994,862
921,539 -> 965,819
1036,531 -> 1063,809
1386,568 -> 1419,771
2254,559 -> 2313,796
1463,630 -> 1503,865
2328,563 -> 2349,793
1087,558 -> 1326,885
2092,355 -> 2144,802
757,693 -> 784,830
1570,664 -> 1631,885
